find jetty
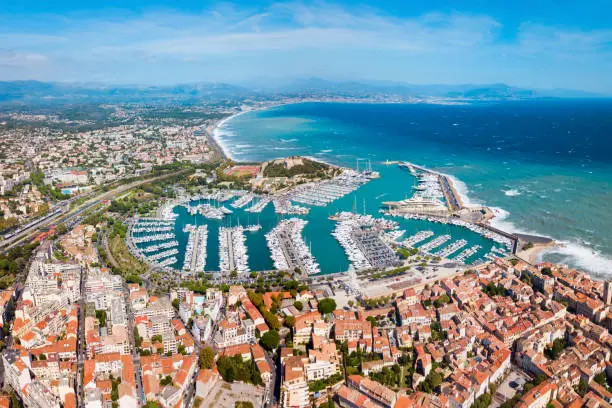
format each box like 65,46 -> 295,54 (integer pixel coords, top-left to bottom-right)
266,218 -> 319,275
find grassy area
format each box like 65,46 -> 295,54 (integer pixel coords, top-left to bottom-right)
108,234 -> 148,276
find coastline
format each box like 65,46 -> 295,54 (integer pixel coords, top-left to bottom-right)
211,104 -> 544,260
210,98 -> 475,161
211,100 -> 612,272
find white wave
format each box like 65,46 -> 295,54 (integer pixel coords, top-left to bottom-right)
281,138 -> 298,143
235,144 -> 252,148
540,242 -> 612,279
502,189 -> 521,197
321,149 -> 333,153
445,174 -> 481,208
488,207 -> 541,236
272,147 -> 298,151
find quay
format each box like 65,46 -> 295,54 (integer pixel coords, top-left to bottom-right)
439,174 -> 463,213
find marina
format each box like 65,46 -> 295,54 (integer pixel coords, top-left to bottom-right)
132,232 -> 175,244
126,161 -> 518,274
265,218 -> 320,275
218,226 -> 250,274
273,199 -> 309,215
453,245 -> 481,263
403,230 -> 434,247
284,170 -> 371,206
231,193 -> 255,209
140,240 -> 179,253
331,212 -> 400,271
419,234 -> 452,253
245,198 -> 270,213
182,225 -> 208,273
131,225 -> 174,233
148,248 -> 179,261
436,239 -> 467,258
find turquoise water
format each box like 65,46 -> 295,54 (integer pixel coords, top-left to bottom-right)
215,101 -> 612,279
165,164 -> 499,274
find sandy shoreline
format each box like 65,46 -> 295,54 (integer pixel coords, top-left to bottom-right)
209,101 -> 563,267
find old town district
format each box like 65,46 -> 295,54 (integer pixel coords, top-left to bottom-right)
0,222 -> 611,408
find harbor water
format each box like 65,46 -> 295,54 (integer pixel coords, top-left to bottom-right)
215,100 -> 612,278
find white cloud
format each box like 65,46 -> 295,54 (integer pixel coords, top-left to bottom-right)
0,1 -> 610,88
0,50 -> 48,67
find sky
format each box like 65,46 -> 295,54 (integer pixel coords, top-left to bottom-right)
1,0 -> 612,93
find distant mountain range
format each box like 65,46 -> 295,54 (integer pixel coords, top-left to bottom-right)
0,79 -> 604,104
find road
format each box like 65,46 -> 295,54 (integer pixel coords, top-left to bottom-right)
1,169 -> 191,254
264,351 -> 279,406
122,280 -> 146,404
76,260 -> 87,408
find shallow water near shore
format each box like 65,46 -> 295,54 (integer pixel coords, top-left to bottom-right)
215,100 -> 612,278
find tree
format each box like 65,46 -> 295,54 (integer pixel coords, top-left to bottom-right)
56,223 -> 68,235
366,316 -> 378,327
541,267 -> 553,276
544,338 -> 567,360
199,347 -> 215,369
262,310 -> 281,330
172,298 -> 180,310
160,375 -> 172,386
96,310 -> 107,327
293,301 -> 303,311
284,315 -> 296,329
225,366 -> 236,382
260,330 -> 280,351
575,379 -> 587,397
318,298 -> 337,315
248,291 -> 264,308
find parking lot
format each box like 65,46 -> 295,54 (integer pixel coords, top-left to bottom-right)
492,368 -> 531,408
201,381 -> 265,408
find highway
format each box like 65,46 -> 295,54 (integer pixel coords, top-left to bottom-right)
0,169 -> 190,254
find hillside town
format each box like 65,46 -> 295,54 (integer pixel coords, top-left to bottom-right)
0,213 -> 610,408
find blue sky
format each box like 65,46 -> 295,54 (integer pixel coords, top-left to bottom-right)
1,0 -> 612,92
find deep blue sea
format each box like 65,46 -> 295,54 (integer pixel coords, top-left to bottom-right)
215,100 -> 612,279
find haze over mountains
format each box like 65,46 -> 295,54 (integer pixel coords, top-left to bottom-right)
0,78 -> 603,104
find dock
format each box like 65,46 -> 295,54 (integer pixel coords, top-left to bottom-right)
439,174 -> 463,213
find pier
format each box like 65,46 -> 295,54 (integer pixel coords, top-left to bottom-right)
266,218 -> 320,275
439,174 -> 463,213
219,226 -> 249,274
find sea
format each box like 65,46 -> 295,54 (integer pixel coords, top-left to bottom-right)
212,100 -> 612,279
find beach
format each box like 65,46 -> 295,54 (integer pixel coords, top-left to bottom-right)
207,100 -> 612,277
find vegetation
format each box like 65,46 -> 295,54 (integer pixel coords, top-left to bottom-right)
263,158 -> 330,178
318,298 -> 337,314
482,282 -> 508,297
0,241 -> 40,289
284,315 -> 296,328
419,369 -> 443,393
216,355 -> 263,385
574,379 -> 587,397
260,330 -> 280,351
199,346 -> 214,369
95,310 -> 107,327
262,309 -> 281,330
544,338 -> 567,360
107,230 -> 148,277
471,392 -> 492,408
308,372 -> 344,392
433,294 -> 451,308
430,321 -> 448,341
30,168 -> 69,200
397,247 -> 419,259
235,402 -> 254,408
368,265 -> 411,281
